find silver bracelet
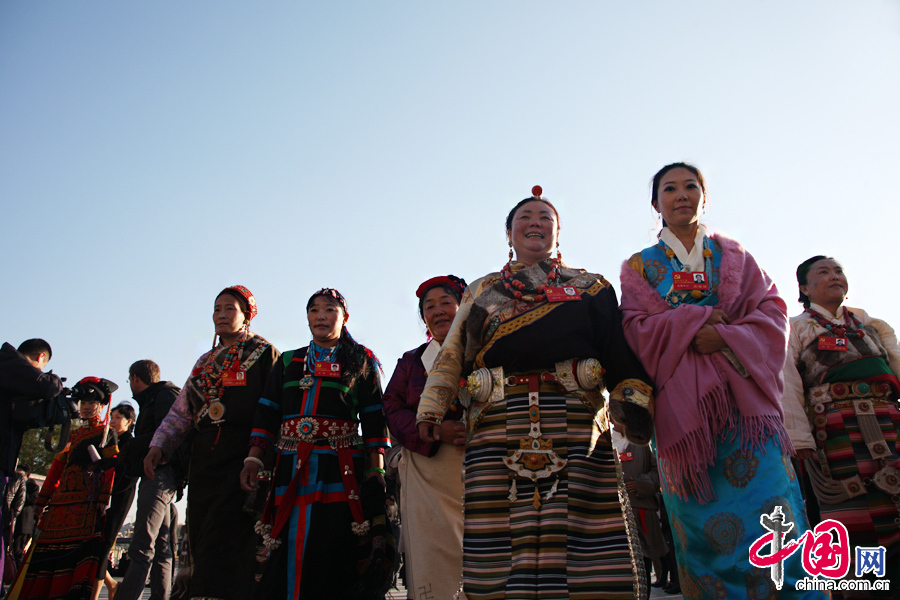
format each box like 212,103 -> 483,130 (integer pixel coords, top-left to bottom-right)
243,456 -> 265,469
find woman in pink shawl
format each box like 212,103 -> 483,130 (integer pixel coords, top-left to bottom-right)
619,163 -> 824,599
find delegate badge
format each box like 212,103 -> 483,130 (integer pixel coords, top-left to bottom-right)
672,271 -> 709,291
619,451 -> 634,462
545,286 -> 581,302
221,369 -> 247,387
314,362 -> 342,378
818,336 -> 849,351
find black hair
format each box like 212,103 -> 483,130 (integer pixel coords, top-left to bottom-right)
417,277 -> 467,321
111,403 -> 137,433
650,162 -> 708,228
17,338 -> 52,361
305,289 -> 380,387
129,359 -> 161,385
796,255 -> 831,307
505,197 -> 561,234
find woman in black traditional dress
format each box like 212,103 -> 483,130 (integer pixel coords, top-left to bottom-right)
145,285 -> 279,600
240,288 -> 390,600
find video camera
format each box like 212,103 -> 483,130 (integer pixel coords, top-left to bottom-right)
11,376 -> 80,452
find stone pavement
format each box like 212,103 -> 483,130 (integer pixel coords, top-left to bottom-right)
99,578 -> 684,599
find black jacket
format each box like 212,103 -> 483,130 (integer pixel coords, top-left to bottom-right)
128,381 -> 190,487
0,342 -> 64,474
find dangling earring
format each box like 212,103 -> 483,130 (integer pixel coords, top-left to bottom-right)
556,239 -> 562,264
508,239 -> 514,262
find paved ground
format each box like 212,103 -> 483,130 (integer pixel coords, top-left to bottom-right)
99,577 -> 684,599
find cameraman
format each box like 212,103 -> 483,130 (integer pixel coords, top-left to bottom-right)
0,338 -> 64,580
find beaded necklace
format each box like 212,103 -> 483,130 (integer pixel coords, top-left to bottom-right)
806,307 -> 865,339
500,258 -> 561,302
198,333 -> 247,412
662,236 -> 715,309
306,341 -> 340,373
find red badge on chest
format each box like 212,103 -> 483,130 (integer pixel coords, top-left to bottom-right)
545,286 -> 581,302
619,451 -> 634,462
672,271 -> 709,291
818,336 -> 848,351
221,369 -> 247,387
314,362 -> 342,377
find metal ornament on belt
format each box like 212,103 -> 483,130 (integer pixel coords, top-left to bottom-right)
873,465 -> 900,495
503,384 -> 567,510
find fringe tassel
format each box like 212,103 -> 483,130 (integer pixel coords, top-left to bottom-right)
660,387 -> 792,504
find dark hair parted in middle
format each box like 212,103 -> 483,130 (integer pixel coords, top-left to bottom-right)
505,197 -> 561,234
305,288 -> 380,386
795,255 -> 831,307
650,162 -> 708,227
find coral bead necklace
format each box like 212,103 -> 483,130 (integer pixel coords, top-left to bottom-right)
806,307 -> 865,339
500,258 -> 561,303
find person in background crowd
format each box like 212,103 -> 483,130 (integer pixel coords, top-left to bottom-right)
4,466 -> 26,561
610,425 -> 669,594
241,288 -> 391,600
417,187 -> 655,599
91,403 -> 138,600
783,255 -> 900,591
115,360 -> 185,600
0,338 -> 64,583
11,377 -> 119,600
146,285 -> 279,600
619,162 -> 823,598
382,275 -> 468,600
11,464 -> 38,564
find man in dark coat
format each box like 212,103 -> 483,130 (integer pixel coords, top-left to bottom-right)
0,338 -> 64,582
115,360 -> 186,600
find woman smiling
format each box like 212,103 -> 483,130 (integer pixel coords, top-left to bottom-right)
383,275 -> 468,599
416,187 -> 654,599
242,288 -> 391,600
783,256 -> 900,588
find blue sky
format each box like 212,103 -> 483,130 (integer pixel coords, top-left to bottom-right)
3,1 -> 899,412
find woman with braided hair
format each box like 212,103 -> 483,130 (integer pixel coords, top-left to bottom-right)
241,288 -> 391,600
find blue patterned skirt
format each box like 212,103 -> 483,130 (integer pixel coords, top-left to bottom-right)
660,433 -> 827,599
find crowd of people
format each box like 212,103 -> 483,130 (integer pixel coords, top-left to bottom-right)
1,162 -> 899,600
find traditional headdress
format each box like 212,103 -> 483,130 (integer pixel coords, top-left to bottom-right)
415,275 -> 468,299
308,288 -> 349,316
218,284 -> 258,322
73,376 -> 118,406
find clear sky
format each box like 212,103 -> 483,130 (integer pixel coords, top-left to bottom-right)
3,1 -> 899,512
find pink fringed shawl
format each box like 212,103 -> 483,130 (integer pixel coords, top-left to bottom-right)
619,232 -> 792,503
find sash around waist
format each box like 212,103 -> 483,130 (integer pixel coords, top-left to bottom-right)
277,416 -> 361,451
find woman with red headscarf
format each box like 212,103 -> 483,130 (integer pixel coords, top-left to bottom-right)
383,275 -> 468,600
146,285 -> 279,600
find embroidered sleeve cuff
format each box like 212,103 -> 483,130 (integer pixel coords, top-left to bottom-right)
609,379 -> 655,418
249,434 -> 272,452
415,411 -> 443,425
364,438 -> 390,451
